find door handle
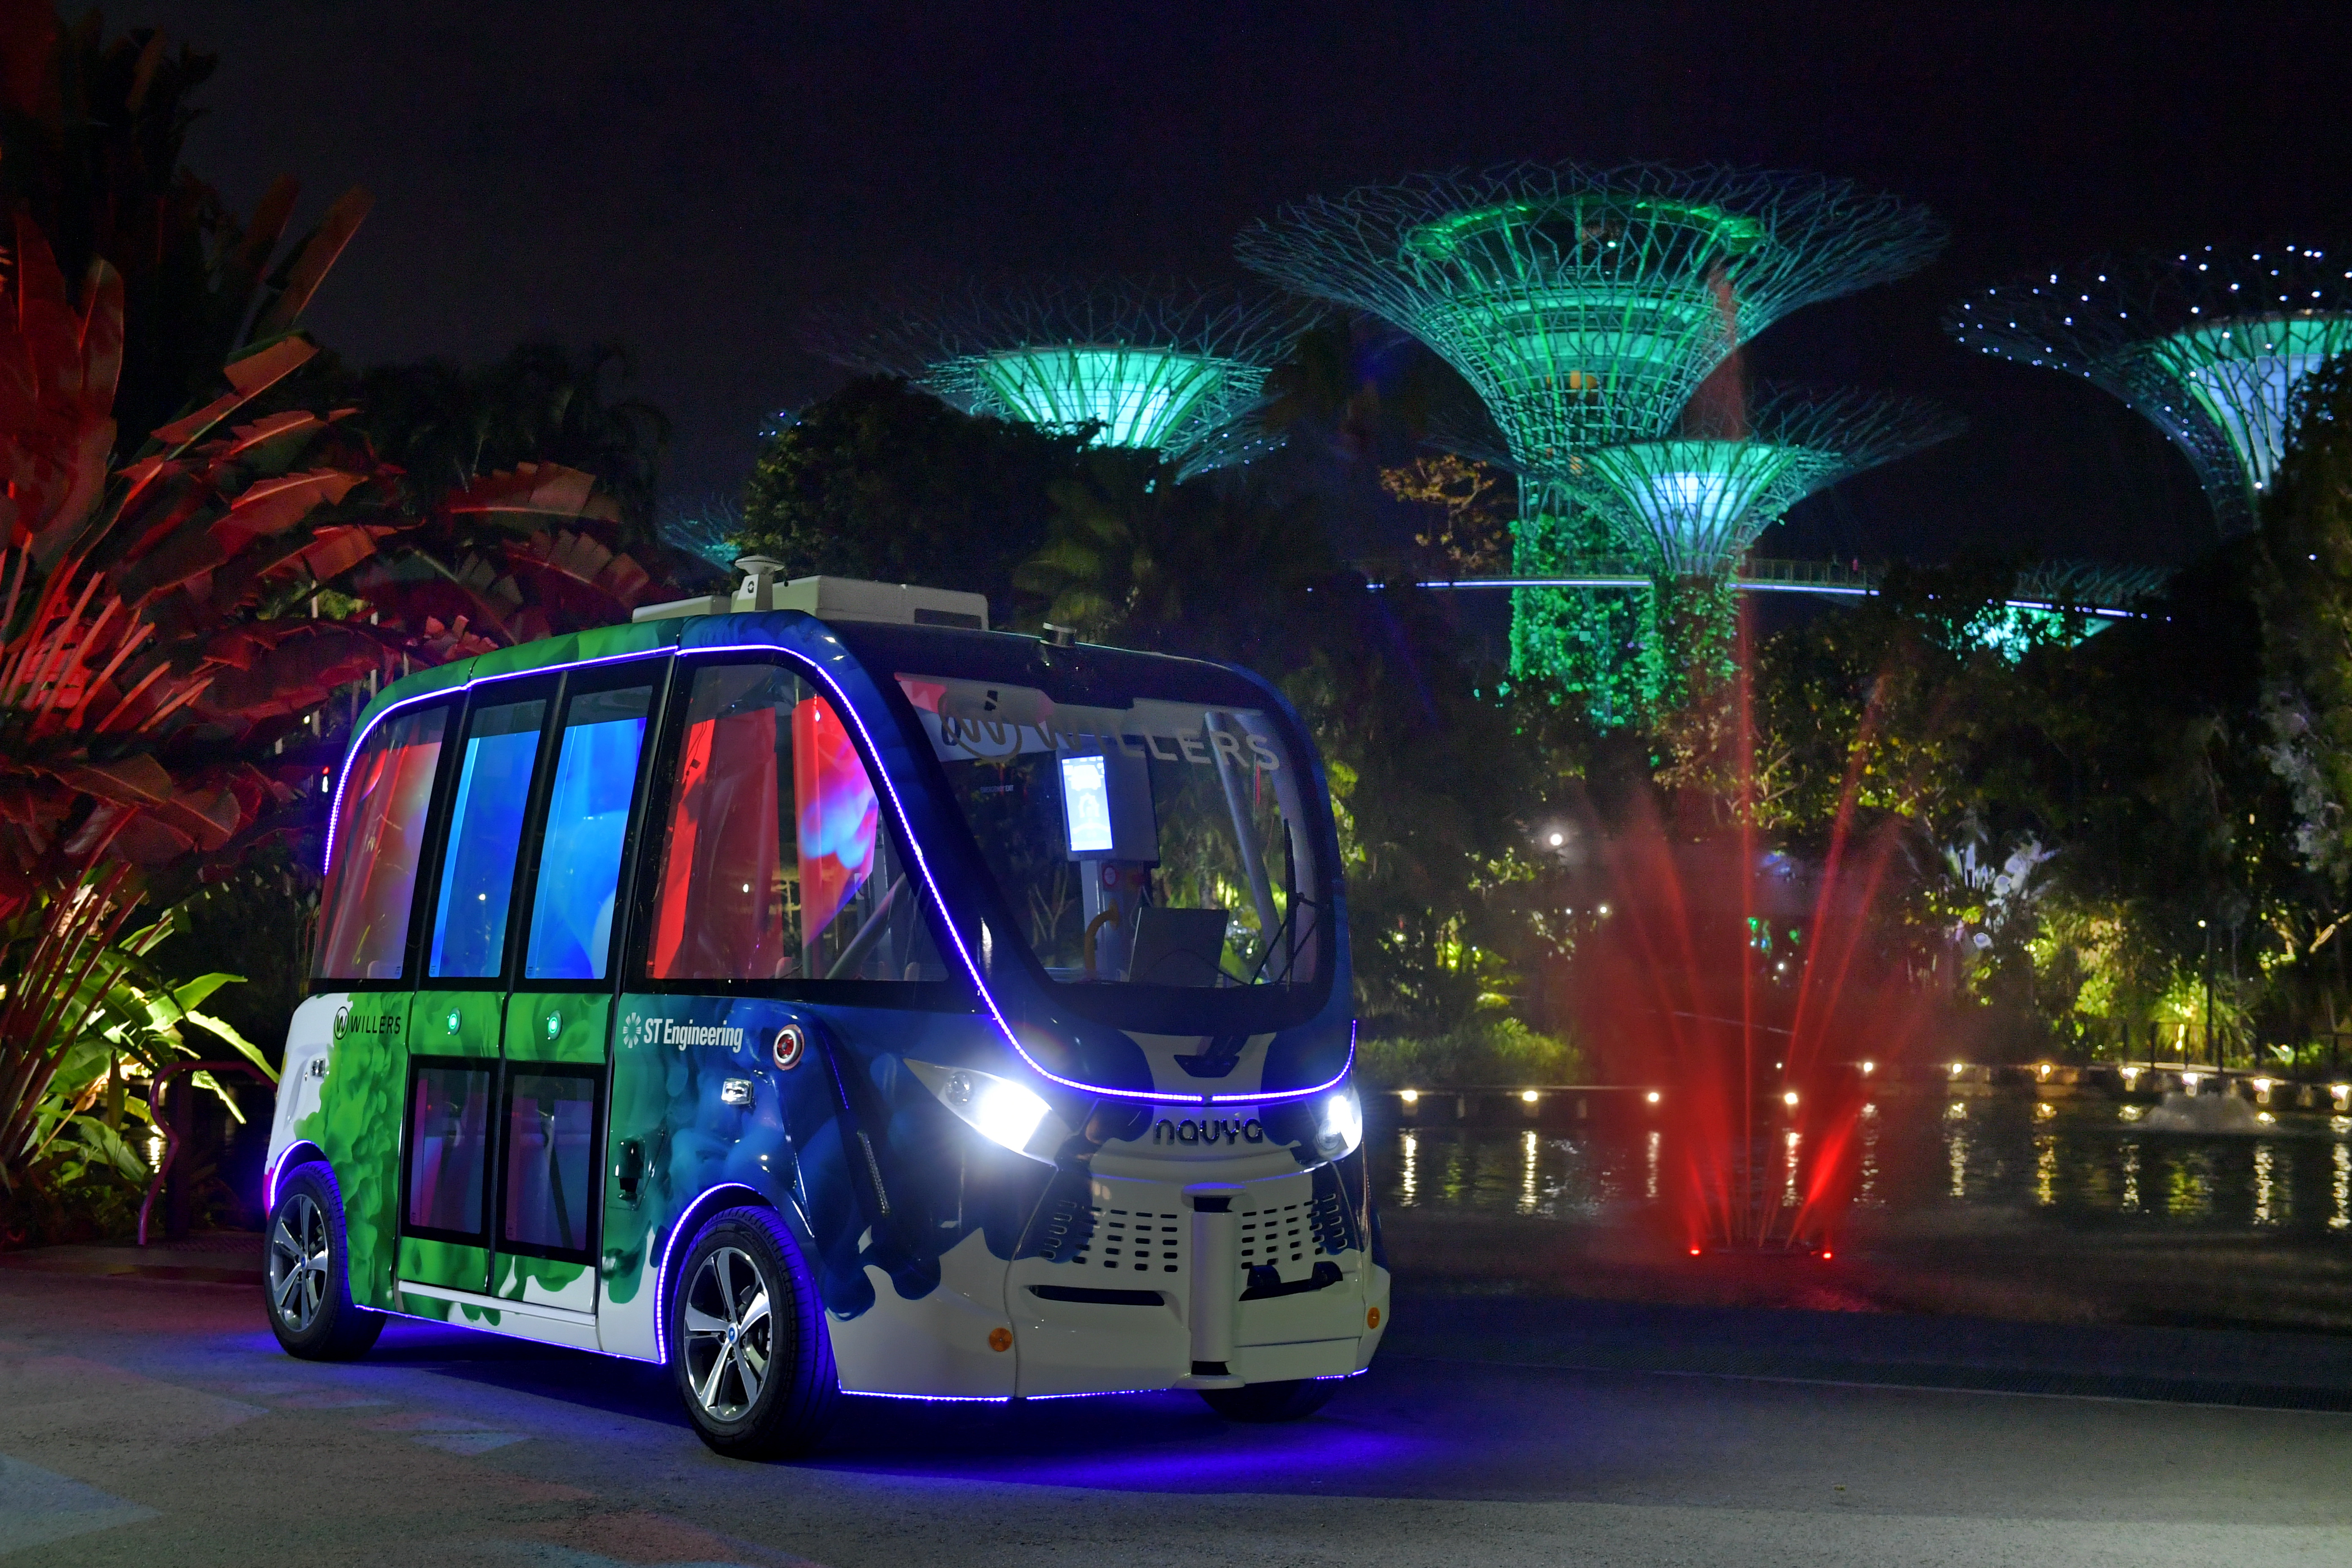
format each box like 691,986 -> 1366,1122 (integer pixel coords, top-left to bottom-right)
615,1139 -> 645,1205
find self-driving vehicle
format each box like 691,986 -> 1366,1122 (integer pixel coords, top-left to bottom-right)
261,565 -> 1384,1456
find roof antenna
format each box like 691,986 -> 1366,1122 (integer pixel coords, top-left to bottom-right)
734,555 -> 785,613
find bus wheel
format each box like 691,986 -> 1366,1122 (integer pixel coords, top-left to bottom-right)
668,1206 -> 839,1459
1199,1379 -> 1337,1422
264,1163 -> 384,1361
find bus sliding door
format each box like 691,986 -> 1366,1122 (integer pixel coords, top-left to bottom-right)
496,675 -> 660,1313
400,687 -> 549,1296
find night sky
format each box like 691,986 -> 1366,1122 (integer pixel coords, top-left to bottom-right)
131,1 -> 2352,573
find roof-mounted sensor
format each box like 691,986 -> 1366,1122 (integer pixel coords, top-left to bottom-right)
632,559 -> 988,630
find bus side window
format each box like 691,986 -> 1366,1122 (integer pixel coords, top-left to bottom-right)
523,683 -> 653,982
429,695 -> 548,980
644,662 -> 945,985
316,704 -> 449,983
407,1063 -> 492,1234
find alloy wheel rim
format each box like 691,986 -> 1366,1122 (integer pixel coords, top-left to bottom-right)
268,1193 -> 330,1331
681,1245 -> 775,1421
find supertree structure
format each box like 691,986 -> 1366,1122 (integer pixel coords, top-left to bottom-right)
1562,387 -> 1964,577
2012,560 -> 2169,611
1476,389 -> 1960,708
810,278 -> 1309,479
1237,163 -> 1945,460
1946,246 -> 2352,535
1237,163 -> 1944,718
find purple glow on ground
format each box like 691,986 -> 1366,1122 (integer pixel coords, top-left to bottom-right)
339,1315 -> 1432,1494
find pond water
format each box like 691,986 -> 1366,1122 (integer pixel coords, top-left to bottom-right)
1377,1097 -> 2352,1239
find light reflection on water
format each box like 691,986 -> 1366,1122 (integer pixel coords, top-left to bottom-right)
2167,1149 -> 2214,1219
1859,1104 -> 1880,1203
1378,1099 -> 2352,1238
2334,1143 -> 2350,1232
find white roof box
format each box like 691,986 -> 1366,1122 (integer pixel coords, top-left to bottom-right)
632,558 -> 988,631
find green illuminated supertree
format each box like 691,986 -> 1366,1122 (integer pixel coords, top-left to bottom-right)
1946,245 -> 2352,535
811,278 -> 1307,479
1565,387 -> 1964,577
1236,162 -> 1944,718
1568,388 -> 1961,694
1459,388 -> 1960,709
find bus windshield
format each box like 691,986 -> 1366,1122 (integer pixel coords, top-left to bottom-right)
897,673 -> 1324,994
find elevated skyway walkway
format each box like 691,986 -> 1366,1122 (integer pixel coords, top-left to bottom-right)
1383,557 -> 2143,621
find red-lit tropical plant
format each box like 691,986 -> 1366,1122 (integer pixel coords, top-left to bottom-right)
0,209 -> 370,1196
0,198 -> 662,1202
0,0 -> 678,1225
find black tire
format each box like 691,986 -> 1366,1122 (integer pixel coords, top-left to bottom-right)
667,1206 -> 839,1459
1199,1378 -> 1337,1423
263,1162 -> 384,1361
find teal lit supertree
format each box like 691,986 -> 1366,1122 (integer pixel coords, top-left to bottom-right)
811,278 -> 1307,479
1946,246 -> 2352,535
1564,387 -> 1964,577
1236,162 -> 1944,719
1569,388 -> 1960,695
1465,388 -> 1961,708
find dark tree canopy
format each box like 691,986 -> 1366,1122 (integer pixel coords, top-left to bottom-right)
326,341 -> 673,537
0,11 -> 348,449
2258,354 -> 2352,890
736,376 -> 1089,616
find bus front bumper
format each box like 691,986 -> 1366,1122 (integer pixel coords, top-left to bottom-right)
822,1159 -> 1389,1400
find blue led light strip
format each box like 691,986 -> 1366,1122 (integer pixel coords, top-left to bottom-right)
648,1181 -> 768,1367
772,644 -> 1357,1108
321,647 -> 672,875
324,637 -> 1357,1109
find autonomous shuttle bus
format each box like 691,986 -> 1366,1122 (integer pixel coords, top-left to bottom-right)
261,571 -> 1384,1456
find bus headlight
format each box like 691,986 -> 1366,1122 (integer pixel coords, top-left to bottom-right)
957,1072 -> 1048,1149
906,1060 -> 1069,1162
1314,1085 -> 1363,1159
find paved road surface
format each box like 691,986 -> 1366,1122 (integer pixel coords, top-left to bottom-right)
4,1259 -> 2350,1566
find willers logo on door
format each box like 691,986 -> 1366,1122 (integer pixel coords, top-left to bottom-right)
330,1006 -> 399,1041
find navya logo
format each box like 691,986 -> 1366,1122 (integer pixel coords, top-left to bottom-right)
330,1006 -> 397,1040
1152,1116 -> 1267,1146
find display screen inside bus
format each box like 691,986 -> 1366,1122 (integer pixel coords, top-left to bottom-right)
897,674 -> 1323,991
1058,754 -> 1115,855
